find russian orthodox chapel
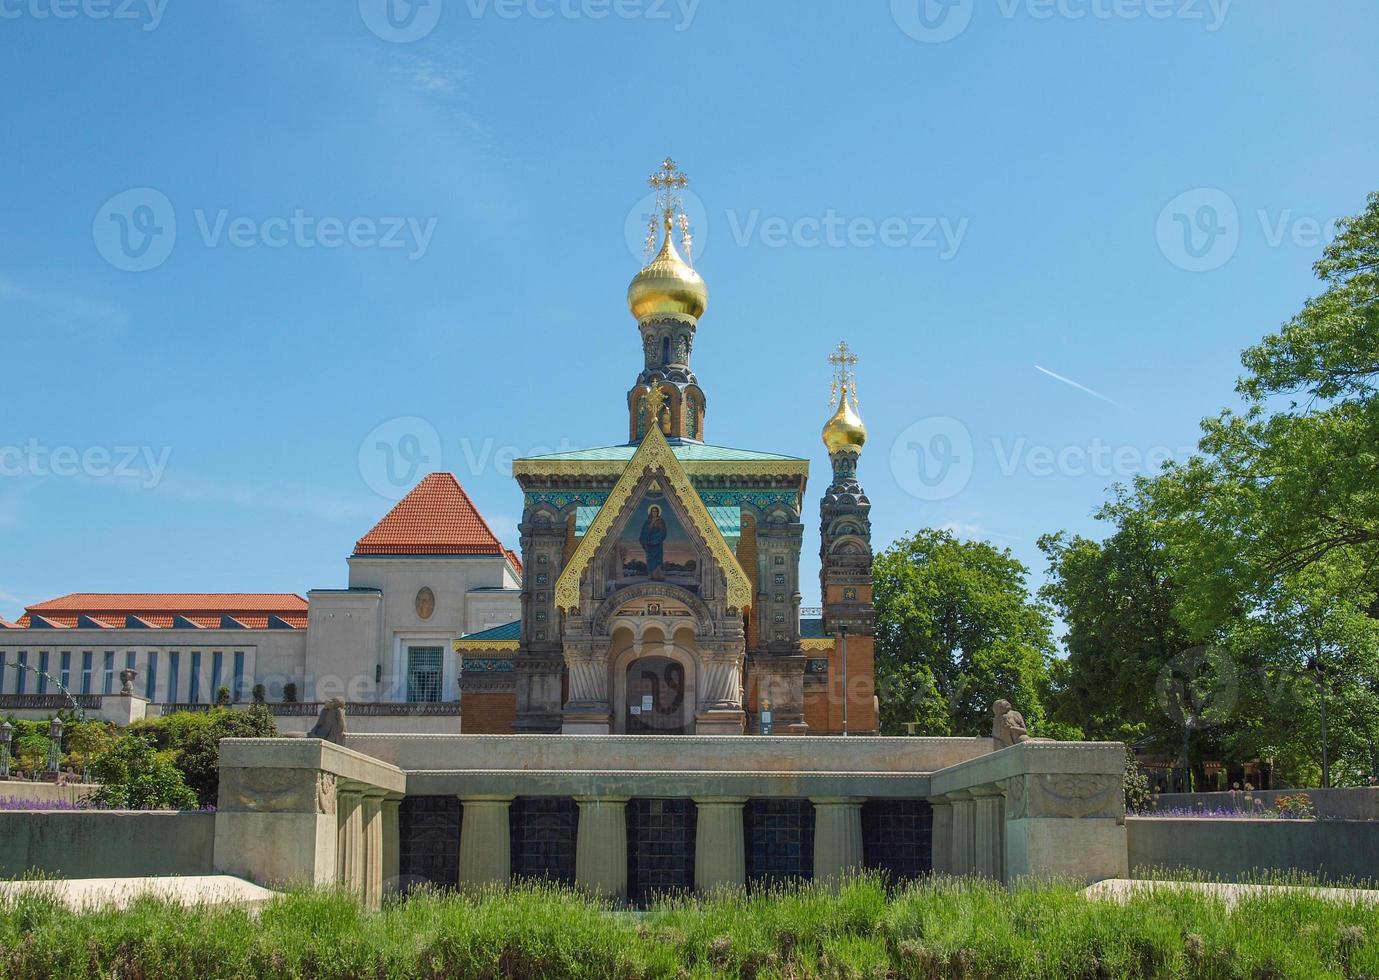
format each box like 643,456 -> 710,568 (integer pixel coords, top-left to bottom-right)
457,160 -> 877,736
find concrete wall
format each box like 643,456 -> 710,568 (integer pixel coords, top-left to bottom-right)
1128,817 -> 1379,884
0,782 -> 101,806
1149,788 -> 1379,821
0,811 -> 214,879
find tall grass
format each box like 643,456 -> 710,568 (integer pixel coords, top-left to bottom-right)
1,874 -> 1375,978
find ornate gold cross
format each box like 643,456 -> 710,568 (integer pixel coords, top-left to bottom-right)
828,341 -> 860,408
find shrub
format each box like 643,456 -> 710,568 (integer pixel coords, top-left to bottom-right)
88,736 -> 198,811
1124,746 -> 1152,814
174,706 -> 278,806
1276,792 -> 1317,819
252,684 -> 266,704
283,682 -> 298,704
214,686 -> 232,706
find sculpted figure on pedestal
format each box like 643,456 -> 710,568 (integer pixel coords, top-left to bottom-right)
991,699 -> 1031,749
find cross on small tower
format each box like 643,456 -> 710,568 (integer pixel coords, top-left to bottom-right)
644,385 -> 669,430
828,341 -> 859,409
644,157 -> 694,262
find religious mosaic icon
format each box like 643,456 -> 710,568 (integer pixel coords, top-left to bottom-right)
415,587 -> 436,621
610,491 -> 700,591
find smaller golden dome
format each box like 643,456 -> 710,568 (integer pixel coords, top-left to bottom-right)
822,386 -> 867,454
628,216 -> 708,322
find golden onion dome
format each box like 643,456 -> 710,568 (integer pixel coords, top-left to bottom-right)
822,386 -> 867,454
628,216 -> 708,322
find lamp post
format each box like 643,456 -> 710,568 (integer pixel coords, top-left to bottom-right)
1307,651 -> 1330,789
838,622 -> 849,738
46,717 -> 63,779
0,721 -> 11,780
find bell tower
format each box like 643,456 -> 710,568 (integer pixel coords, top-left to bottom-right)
626,158 -> 709,443
818,342 -> 877,733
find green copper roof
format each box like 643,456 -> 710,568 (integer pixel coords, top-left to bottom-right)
520,442 -> 805,463
705,505 -> 741,543
800,618 -> 827,639
461,621 -> 521,641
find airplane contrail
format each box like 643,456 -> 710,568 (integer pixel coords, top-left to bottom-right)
1034,364 -> 1121,408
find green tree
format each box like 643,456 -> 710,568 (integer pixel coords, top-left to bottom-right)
90,737 -> 198,811
874,529 -> 1055,736
175,705 -> 279,806
1039,496 -> 1200,746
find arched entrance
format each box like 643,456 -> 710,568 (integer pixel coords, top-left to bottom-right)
623,654 -> 689,734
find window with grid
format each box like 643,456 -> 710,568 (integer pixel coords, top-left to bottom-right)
406,646 -> 444,702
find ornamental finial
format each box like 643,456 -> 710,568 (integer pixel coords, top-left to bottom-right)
828,341 -> 860,410
644,157 -> 694,264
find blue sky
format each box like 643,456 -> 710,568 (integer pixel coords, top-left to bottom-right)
2,0 -> 1377,623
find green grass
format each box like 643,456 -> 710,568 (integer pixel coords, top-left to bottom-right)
1,875 -> 1376,978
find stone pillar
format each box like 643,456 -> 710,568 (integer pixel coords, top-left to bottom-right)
458,796 -> 513,889
381,795 -> 402,896
575,796 -> 628,899
336,786 -> 364,892
929,796 -> 953,876
693,797 -> 746,892
360,791 -> 386,910
811,797 -> 865,882
948,790 -> 975,877
971,786 -> 1004,881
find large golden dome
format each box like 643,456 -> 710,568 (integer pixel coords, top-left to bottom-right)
628,216 -> 708,322
822,386 -> 867,454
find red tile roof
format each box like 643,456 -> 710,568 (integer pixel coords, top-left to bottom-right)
505,549 -> 524,576
16,594 -> 309,630
354,473 -> 506,557
0,617 -> 16,629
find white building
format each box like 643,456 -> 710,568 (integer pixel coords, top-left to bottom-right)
0,473 -> 520,731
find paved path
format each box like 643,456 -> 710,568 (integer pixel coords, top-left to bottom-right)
0,875 -> 278,911
1086,878 -> 1379,908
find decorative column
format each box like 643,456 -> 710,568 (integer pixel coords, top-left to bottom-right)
575,796 -> 629,899
811,797 -> 865,882
360,791 -> 386,910
970,786 -> 1004,881
929,796 -> 953,876
948,790 -> 975,877
458,796 -> 513,889
381,795 -> 403,896
336,785 -> 364,892
693,797 -> 746,892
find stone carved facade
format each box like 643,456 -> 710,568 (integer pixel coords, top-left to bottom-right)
1000,773 -> 1125,823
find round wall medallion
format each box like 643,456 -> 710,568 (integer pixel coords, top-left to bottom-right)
415,587 -> 436,621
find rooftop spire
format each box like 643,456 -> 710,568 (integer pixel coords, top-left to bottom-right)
823,342 -> 867,455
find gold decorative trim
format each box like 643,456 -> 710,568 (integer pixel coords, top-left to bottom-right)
452,639 -> 521,653
512,458 -> 810,480
801,639 -> 835,652
554,425 -> 753,612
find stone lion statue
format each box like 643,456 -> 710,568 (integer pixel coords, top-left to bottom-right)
308,698 -> 348,745
991,699 -> 1031,749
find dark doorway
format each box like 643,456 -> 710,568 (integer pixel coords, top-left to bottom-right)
398,796 -> 461,893
626,798 -> 697,904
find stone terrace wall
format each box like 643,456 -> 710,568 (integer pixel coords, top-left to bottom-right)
0,811 -> 214,879
1149,788 -> 1379,821
1128,817 -> 1379,884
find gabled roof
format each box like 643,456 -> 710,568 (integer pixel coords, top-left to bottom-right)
354,473 -> 505,557
554,424 -> 753,612
522,442 -> 805,463
0,617 -> 16,629
504,549 -> 524,576
16,594 -> 309,630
